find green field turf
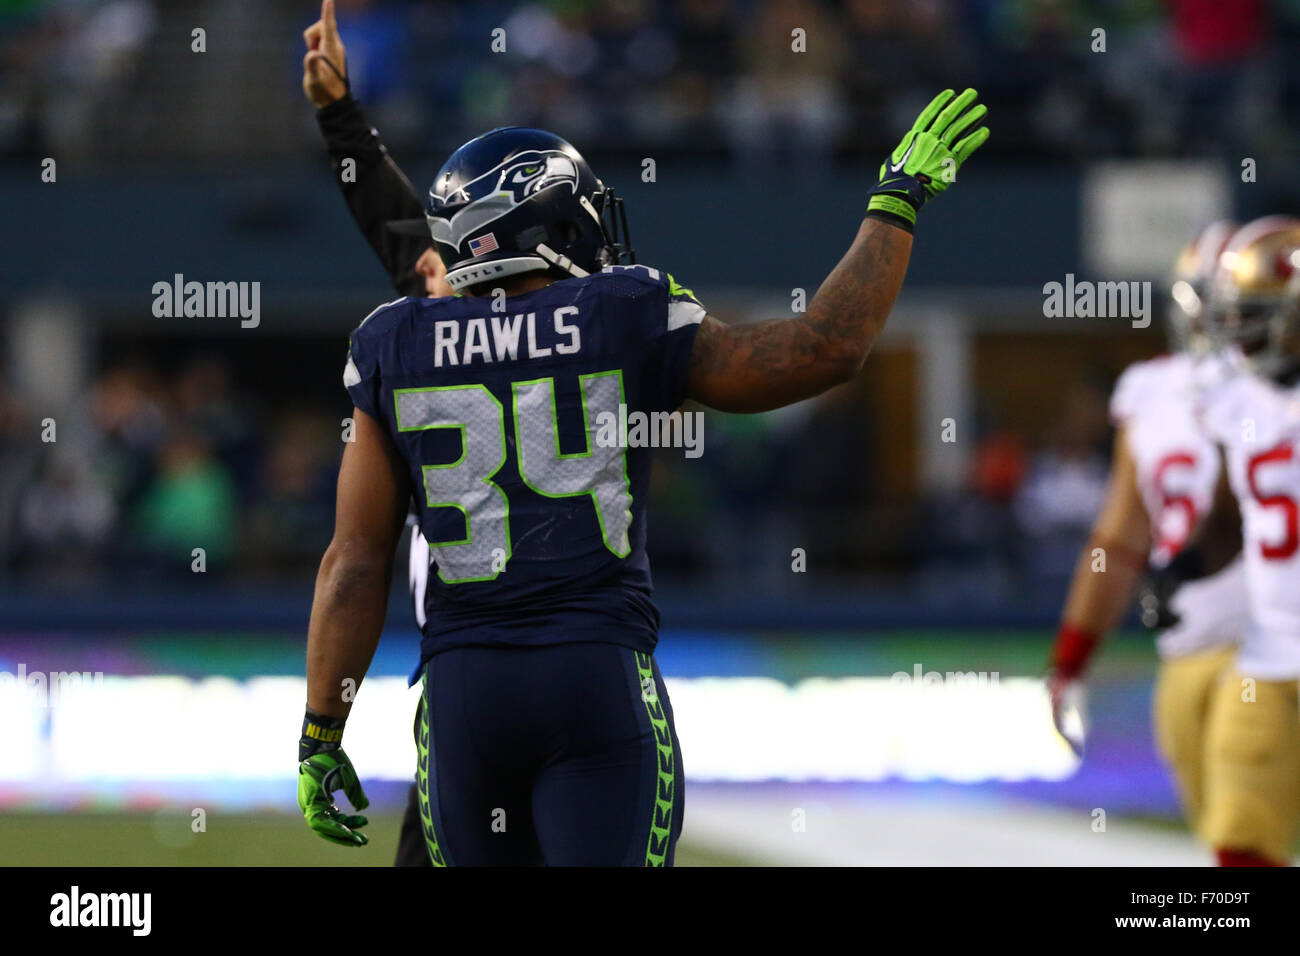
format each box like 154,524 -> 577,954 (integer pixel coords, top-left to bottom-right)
0,812 -> 756,867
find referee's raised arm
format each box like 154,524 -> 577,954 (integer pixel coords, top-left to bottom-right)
302,0 -> 445,298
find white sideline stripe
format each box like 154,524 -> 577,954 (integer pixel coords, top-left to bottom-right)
0,675 -> 1077,787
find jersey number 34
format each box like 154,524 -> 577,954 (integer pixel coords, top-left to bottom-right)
394,371 -> 633,584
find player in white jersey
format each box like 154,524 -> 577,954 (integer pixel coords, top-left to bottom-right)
1047,222 -> 1249,855
1152,215 -> 1300,865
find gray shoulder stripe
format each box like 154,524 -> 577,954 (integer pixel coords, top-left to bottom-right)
668,300 -> 705,331
342,356 -> 362,388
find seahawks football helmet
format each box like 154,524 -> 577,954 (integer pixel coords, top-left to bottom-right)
390,127 -> 632,292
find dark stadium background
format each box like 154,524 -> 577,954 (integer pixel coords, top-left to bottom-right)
2,0 -> 1298,864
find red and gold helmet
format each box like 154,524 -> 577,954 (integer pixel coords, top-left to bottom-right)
1207,215 -> 1300,376
1167,220 -> 1237,354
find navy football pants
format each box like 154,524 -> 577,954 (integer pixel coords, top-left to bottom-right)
412,642 -> 684,866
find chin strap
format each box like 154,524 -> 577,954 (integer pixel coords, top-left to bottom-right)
536,243 -> 590,278
445,243 -> 593,292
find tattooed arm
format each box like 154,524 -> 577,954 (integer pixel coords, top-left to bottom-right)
685,88 -> 989,413
685,218 -> 913,413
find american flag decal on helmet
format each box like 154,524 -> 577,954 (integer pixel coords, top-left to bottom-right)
468,232 -> 499,255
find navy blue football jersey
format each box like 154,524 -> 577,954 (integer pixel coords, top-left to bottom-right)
344,265 -> 704,665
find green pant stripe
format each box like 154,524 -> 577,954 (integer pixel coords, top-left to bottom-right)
416,676 -> 447,867
635,651 -> 675,867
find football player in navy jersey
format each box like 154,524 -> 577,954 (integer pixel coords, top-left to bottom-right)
298,93 -> 989,865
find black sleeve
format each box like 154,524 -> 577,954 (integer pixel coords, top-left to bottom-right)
316,94 -> 429,298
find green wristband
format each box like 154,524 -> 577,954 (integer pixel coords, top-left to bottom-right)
866,194 -> 918,227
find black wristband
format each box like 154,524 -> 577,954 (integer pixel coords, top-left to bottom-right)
300,708 -> 346,761
864,209 -> 915,234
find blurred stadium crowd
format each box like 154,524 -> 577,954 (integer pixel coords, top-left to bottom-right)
0,353 -> 336,585
0,342 -> 1117,595
2,0 -> 1297,166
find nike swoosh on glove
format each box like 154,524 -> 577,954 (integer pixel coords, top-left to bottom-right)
866,88 -> 990,231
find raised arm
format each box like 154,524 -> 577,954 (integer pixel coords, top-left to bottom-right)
687,220 -> 911,412
686,88 -> 989,414
303,0 -> 436,297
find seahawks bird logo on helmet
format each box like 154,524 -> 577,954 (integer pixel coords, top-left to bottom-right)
389,127 -> 633,293
427,149 -> 580,256
441,149 -> 581,206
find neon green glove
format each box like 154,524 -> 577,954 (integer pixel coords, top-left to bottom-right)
297,709 -> 370,847
866,88 -> 990,231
